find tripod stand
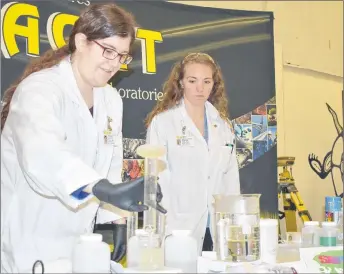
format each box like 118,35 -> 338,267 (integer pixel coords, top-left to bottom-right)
278,157 -> 312,233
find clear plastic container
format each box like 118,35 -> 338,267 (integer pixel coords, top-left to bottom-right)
127,212 -> 166,269
164,230 -> 198,273
319,222 -> 338,247
214,194 -> 261,262
301,221 -> 320,247
72,233 -> 110,273
137,232 -> 164,270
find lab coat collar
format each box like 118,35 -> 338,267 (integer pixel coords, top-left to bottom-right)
58,56 -> 84,106
58,56 -> 103,108
178,98 -> 221,122
58,56 -> 103,132
178,98 -> 222,144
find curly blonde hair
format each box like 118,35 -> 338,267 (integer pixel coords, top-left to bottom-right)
145,52 -> 230,128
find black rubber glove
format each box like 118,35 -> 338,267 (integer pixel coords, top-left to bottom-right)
112,223 -> 127,263
92,177 -> 167,213
156,183 -> 167,214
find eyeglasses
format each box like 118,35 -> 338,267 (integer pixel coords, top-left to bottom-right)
93,41 -> 133,65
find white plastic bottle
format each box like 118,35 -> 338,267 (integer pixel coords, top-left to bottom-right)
319,222 -> 338,247
164,230 -> 198,273
301,221 -> 320,247
127,229 -> 147,268
72,233 -> 110,273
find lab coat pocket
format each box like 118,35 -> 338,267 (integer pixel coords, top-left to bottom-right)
219,146 -> 233,173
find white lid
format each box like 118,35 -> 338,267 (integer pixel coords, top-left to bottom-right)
260,218 -> 278,226
172,230 -> 191,236
321,222 -> 337,227
304,221 -> 319,226
80,233 -> 102,242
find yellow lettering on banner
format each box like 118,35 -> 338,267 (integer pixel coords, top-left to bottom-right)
136,29 -> 163,74
1,3 -> 163,74
47,12 -> 78,49
120,64 -> 128,71
1,2 -> 40,58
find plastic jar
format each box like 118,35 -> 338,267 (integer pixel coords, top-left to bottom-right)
72,233 -> 110,273
127,229 -> 147,268
164,230 -> 198,273
319,222 -> 338,247
301,221 -> 320,247
260,218 -> 278,263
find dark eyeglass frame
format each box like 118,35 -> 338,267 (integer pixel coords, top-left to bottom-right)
93,40 -> 133,65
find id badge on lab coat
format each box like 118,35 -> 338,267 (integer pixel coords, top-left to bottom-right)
103,130 -> 116,145
176,135 -> 194,147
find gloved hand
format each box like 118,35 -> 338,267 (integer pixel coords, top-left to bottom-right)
111,223 -> 127,263
92,177 -> 167,214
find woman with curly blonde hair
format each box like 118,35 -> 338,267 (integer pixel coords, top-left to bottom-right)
145,52 -> 240,255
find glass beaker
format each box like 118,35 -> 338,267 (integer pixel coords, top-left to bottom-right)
127,212 -> 138,243
137,232 -> 164,270
136,144 -> 166,233
143,156 -> 159,232
213,194 -> 261,262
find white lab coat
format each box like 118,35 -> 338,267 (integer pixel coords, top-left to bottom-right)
1,57 -> 126,273
146,100 -> 240,254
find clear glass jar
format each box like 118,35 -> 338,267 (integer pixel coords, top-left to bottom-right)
214,194 -> 261,262
137,232 -> 164,270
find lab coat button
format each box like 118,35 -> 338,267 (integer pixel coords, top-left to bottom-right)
208,176 -> 210,179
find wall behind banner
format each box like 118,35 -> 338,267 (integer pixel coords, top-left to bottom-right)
0,0 -> 278,217
173,1 -> 344,223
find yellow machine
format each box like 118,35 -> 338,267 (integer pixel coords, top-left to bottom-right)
278,156 -> 312,232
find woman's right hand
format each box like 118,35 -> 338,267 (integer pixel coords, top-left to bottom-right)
92,177 -> 167,213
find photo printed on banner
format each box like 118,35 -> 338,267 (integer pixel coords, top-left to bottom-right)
252,115 -> 268,142
235,112 -> 252,124
267,104 -> 277,126
266,96 -> 276,105
236,148 -> 253,168
252,104 -> 267,116
123,138 -> 146,159
231,97 -> 277,169
267,126 -> 277,150
253,140 -> 268,160
122,159 -> 145,183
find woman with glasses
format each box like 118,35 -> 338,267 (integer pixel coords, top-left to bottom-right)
145,52 -> 241,255
0,3 -> 165,273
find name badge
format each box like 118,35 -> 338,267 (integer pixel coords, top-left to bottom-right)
104,116 -> 115,145
104,133 -> 116,145
176,135 -> 194,147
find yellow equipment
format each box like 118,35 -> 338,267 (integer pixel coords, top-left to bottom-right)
278,156 -> 312,233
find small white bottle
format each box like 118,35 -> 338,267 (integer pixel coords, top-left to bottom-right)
127,229 -> 147,268
260,218 -> 278,264
72,233 -> 110,273
164,230 -> 198,273
319,222 -> 338,247
301,221 -> 320,247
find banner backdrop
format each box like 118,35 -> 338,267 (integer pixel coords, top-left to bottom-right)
1,0 -> 278,217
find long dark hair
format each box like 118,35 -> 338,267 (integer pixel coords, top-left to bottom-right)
1,3 -> 137,130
